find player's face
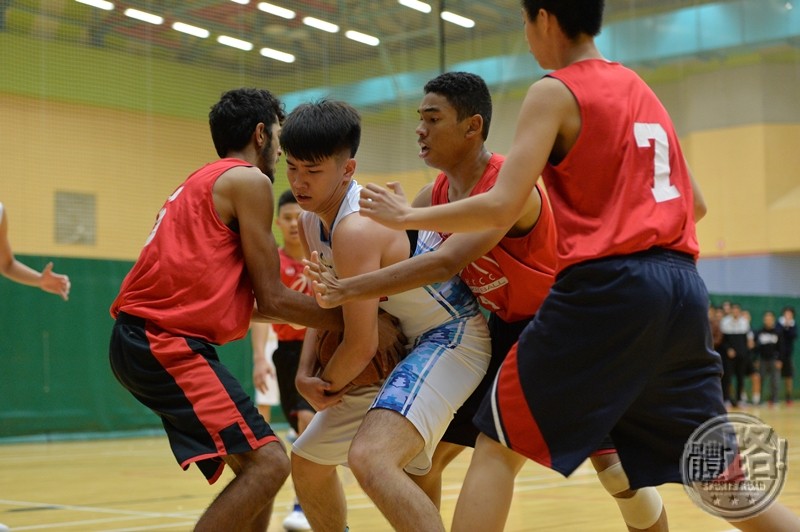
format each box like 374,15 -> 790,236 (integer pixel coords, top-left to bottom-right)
275,202 -> 303,247
286,153 -> 355,222
260,122 -> 282,181
416,92 -> 469,171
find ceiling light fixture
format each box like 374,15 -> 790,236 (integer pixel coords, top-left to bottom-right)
302,16 -> 339,33
75,0 -> 114,10
172,22 -> 210,38
398,0 -> 432,14
217,35 -> 254,51
257,2 -> 295,19
345,30 -> 380,46
441,11 -> 475,28
229,0 -> 250,4
260,47 -> 295,63
124,8 -> 164,25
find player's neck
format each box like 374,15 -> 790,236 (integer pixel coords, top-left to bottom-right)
561,37 -> 604,68
443,147 -> 492,200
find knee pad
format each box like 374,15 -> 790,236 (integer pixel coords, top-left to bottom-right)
597,462 -> 663,530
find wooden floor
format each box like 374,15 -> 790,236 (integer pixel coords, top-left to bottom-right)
1,404 -> 799,531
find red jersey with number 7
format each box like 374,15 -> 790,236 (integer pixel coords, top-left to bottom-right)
543,59 -> 699,274
110,158 -> 256,345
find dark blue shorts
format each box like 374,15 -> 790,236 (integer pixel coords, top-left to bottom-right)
442,314 -> 530,447
109,312 -> 279,484
474,248 -> 725,489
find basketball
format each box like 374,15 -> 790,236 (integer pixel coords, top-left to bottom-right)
315,310 -> 406,386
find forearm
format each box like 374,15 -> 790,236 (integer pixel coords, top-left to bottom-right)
320,338 -> 376,391
297,329 -> 320,378
338,252 -> 456,304
257,288 -> 344,331
1,259 -> 44,287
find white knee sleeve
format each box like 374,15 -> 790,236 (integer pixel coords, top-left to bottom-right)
597,462 -> 663,530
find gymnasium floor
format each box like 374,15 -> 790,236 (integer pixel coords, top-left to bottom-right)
1,404 -> 798,531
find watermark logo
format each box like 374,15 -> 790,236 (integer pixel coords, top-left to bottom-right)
681,412 -> 788,521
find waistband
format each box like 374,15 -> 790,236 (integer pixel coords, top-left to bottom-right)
116,311 -> 146,327
558,247 -> 696,280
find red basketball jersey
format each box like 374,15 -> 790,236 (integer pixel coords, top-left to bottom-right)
271,248 -> 310,342
543,60 -> 699,273
111,158 -> 256,345
431,153 -> 557,322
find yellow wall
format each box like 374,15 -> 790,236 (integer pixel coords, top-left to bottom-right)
2,92 -> 799,261
1,94 -> 213,260
686,124 -> 800,257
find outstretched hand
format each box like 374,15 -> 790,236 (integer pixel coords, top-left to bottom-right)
40,262 -> 70,301
358,182 -> 411,230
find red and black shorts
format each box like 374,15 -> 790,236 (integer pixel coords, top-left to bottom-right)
109,312 -> 279,484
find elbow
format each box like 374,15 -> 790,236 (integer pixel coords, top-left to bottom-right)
694,199 -> 707,222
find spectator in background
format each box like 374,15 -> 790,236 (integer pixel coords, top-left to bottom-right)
778,306 -> 797,404
709,304 -> 724,356
0,202 -> 70,300
753,310 -> 783,406
720,303 -> 751,407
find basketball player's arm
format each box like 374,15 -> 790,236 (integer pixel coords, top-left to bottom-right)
293,221 -> 350,410
360,79 -> 568,234
305,184 -> 541,308
0,207 -> 71,300
250,322 -> 275,394
319,216 -> 387,392
220,167 -> 343,331
687,164 -> 707,221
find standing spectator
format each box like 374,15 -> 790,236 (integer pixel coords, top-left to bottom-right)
720,303 -> 751,407
753,311 -> 783,405
778,306 -> 797,404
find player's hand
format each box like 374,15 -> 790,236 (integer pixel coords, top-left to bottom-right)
359,182 -> 411,230
253,356 -> 276,394
39,262 -> 70,301
303,251 -> 346,309
296,373 -> 349,411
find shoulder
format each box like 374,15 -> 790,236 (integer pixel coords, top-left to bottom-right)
412,183 -> 434,208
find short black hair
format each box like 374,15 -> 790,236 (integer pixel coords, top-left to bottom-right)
280,100 -> 361,163
208,88 -> 285,158
521,0 -> 604,39
423,72 -> 493,140
277,189 -> 297,210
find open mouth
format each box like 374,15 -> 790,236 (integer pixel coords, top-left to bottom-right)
419,144 -> 430,158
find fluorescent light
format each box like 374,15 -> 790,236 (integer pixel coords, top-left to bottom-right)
230,0 -> 250,4
302,16 -> 339,33
124,8 -> 164,25
345,30 -> 380,46
398,0 -> 432,14
217,35 -> 254,51
258,2 -> 296,19
75,0 -> 114,10
441,11 -> 475,28
260,47 -> 295,63
172,22 -> 210,38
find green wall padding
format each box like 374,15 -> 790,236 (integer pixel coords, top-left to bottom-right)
0,255 -> 283,441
